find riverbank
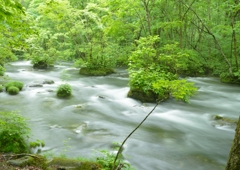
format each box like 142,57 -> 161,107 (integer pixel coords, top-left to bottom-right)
0,153 -> 101,170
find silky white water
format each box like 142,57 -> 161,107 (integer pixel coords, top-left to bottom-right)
0,61 -> 238,170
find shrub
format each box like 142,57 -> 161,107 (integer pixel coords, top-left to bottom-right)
0,65 -> 5,76
128,36 -> 197,102
57,83 -> 72,98
5,81 -> 24,91
0,111 -> 31,153
7,86 -> 20,95
0,85 -> 3,92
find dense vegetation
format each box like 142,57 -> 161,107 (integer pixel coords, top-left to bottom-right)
0,0 -> 240,169
1,0 -> 240,102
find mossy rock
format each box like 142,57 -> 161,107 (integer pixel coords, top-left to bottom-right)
5,81 -> 24,91
79,67 -> 115,76
7,86 -> 19,95
57,83 -> 72,98
47,157 -> 101,170
212,115 -> 237,126
127,89 -> 169,103
33,60 -> 48,69
7,155 -> 47,170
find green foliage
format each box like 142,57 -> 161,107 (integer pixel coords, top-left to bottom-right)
0,0 -> 35,67
153,79 -> 197,102
29,139 -> 45,148
0,0 -> 24,21
7,86 -> 19,95
5,81 -> 24,91
0,65 -> 5,76
95,149 -> 134,170
0,111 -> 30,153
25,32 -> 58,68
128,36 -> 197,102
56,83 -> 72,98
220,71 -> 240,84
0,84 -> 3,92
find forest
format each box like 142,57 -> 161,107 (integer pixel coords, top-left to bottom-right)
1,0 -> 240,100
0,0 -> 240,170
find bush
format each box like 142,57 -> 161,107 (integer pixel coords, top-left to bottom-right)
57,83 -> 72,98
0,65 -> 5,76
128,36 -> 197,102
0,111 -> 31,153
0,85 -> 3,92
7,86 -> 20,95
5,81 -> 24,91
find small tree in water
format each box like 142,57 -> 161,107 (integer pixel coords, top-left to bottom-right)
128,35 -> 198,102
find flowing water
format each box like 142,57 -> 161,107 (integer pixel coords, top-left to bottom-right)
0,61 -> 239,170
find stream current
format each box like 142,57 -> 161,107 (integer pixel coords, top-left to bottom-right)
0,61 -> 239,170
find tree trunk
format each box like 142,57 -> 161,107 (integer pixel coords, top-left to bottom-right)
226,117 -> 240,170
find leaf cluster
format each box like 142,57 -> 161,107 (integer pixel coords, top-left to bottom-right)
56,83 -> 72,98
0,111 -> 31,153
128,36 -> 197,102
95,149 -> 134,170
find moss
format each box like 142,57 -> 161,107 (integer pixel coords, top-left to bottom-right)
5,81 -> 24,91
79,67 -> 115,76
48,157 -> 101,170
56,83 -> 72,98
127,89 -> 169,103
213,115 -> 237,124
7,86 -> 19,95
27,155 -> 47,169
6,155 -> 47,170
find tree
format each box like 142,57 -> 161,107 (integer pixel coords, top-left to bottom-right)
128,35 -> 197,102
0,0 -> 34,74
226,117 -> 240,170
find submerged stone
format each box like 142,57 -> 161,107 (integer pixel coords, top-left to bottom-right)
212,115 -> 237,126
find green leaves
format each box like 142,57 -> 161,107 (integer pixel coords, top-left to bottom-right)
57,83 -> 72,98
128,35 -> 197,102
0,111 -> 31,153
0,0 -> 25,22
153,79 -> 197,102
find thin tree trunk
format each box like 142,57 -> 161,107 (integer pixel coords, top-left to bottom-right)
231,9 -> 239,70
225,117 -> 240,170
178,0 -> 183,48
182,1 -> 233,76
142,0 -> 153,35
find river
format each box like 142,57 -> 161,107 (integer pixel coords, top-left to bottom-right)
0,61 -> 239,170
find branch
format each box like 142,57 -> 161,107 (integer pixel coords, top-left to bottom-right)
181,1 -> 233,75
112,99 -> 163,170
